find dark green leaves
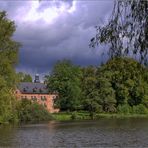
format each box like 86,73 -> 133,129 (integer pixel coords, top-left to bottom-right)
0,11 -> 20,123
45,58 -> 148,115
45,60 -> 82,111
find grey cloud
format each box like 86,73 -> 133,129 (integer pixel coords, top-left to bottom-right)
73,1 -> 113,29
14,20 -> 76,48
37,0 -> 74,12
0,1 -> 31,19
0,0 -> 114,76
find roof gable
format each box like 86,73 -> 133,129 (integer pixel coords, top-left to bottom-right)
18,82 -> 49,94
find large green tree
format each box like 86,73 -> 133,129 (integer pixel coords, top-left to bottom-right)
0,11 -> 20,123
90,0 -> 148,64
82,58 -> 148,115
45,58 -> 147,115
82,66 -> 116,115
45,60 -> 82,111
81,66 -> 101,115
97,57 -> 148,108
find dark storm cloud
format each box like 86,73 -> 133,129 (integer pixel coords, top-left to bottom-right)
0,0 -> 114,77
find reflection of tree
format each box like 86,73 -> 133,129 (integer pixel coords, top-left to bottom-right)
0,125 -> 15,147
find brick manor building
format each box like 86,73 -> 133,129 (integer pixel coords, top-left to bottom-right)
15,74 -> 59,113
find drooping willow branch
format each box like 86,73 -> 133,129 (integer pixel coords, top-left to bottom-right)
90,0 -> 148,65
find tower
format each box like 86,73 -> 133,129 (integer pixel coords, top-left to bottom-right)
34,74 -> 40,83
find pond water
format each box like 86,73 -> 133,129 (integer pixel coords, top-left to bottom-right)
0,118 -> 148,148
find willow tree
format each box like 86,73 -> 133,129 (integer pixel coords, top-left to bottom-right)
90,0 -> 148,65
0,11 -> 20,123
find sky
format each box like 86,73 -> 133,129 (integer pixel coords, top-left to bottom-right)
0,0 -> 114,79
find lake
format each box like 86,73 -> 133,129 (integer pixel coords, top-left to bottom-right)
0,118 -> 148,148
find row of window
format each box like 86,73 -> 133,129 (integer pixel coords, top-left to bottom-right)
21,96 -> 47,101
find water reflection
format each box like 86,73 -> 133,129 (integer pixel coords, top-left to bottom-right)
0,118 -> 148,147
0,125 -> 16,147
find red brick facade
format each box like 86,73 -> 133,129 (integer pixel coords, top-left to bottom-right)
15,89 -> 59,113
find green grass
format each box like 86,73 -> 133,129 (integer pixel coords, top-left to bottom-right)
52,111 -> 90,121
52,112 -> 71,121
52,111 -> 148,121
95,113 -> 148,119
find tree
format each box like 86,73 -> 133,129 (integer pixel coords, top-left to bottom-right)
45,57 -> 147,115
0,11 -> 20,123
81,66 -> 97,96
0,76 -> 18,123
81,66 -> 102,117
45,60 -> 82,111
0,11 -> 20,87
96,78 -> 116,112
90,0 -> 148,65
97,57 -> 148,108
0,11 -> 19,62
17,99 -> 53,122
81,66 -> 116,115
17,72 -> 32,82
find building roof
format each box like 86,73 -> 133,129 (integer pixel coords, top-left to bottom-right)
17,82 -> 49,94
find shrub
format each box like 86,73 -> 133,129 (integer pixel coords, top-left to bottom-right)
17,99 -> 53,122
117,104 -> 132,114
132,104 -> 148,114
71,111 -> 78,120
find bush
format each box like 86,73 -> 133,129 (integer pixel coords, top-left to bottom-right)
117,104 -> 132,114
117,104 -> 148,115
132,104 -> 148,114
71,111 -> 78,120
17,99 -> 53,122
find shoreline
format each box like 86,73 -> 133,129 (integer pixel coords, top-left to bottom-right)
1,112 -> 148,125
52,112 -> 148,121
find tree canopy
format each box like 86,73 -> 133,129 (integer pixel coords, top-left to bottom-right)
45,58 -> 148,115
45,60 -> 82,111
0,11 -> 20,123
97,57 -> 148,108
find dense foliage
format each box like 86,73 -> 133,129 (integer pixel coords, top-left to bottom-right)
46,58 -> 148,116
96,58 -> 148,112
17,99 -> 53,122
0,11 -> 20,123
45,60 -> 82,111
17,72 -> 32,82
88,0 -> 148,117
90,0 -> 148,65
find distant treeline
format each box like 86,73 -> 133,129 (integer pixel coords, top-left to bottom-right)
45,58 -> 148,117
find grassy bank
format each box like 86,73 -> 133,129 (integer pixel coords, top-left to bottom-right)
52,112 -> 90,121
95,113 -> 148,119
52,111 -> 148,121
1,112 -> 147,124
